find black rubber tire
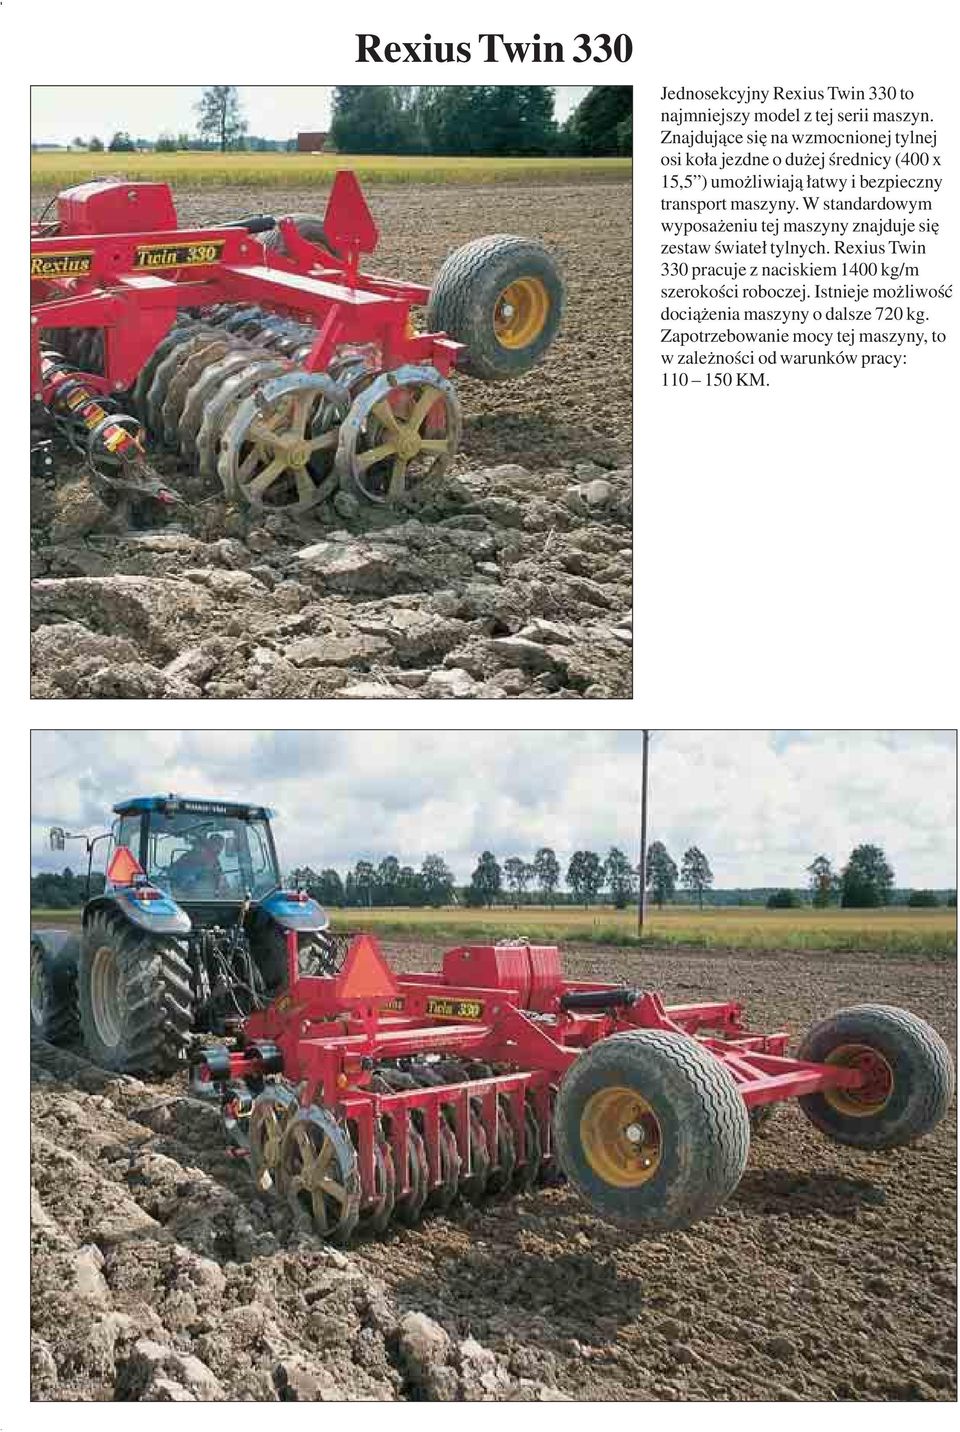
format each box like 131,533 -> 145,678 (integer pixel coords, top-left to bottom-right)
426,234 -> 564,381
797,1003 -> 955,1150
262,213 -> 340,260
30,937 -> 80,1046
252,924 -> 342,995
554,1030 -> 751,1233
78,908 -> 193,1075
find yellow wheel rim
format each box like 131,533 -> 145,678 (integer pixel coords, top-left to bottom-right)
823,1044 -> 895,1117
580,1086 -> 662,1188
493,277 -> 550,349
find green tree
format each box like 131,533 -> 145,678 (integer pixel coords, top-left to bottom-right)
680,846 -> 713,909
108,131 -> 135,153
645,841 -> 677,909
196,85 -> 247,153
533,847 -> 561,906
567,850 -> 604,908
563,86 -> 632,156
503,856 -> 534,907
841,844 -> 895,908
807,854 -> 839,908
289,864 -> 320,892
396,865 -> 426,906
470,851 -> 502,908
421,853 -> 454,908
331,86 -> 421,154
318,868 -> 345,906
604,847 -> 636,909
417,86 -> 556,156
906,890 -> 940,908
155,132 -> 178,152
353,859 -> 376,908
88,136 -> 104,152
767,889 -> 802,909
376,854 -> 401,906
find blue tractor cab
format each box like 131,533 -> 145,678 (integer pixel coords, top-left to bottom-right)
31,795 -> 342,1075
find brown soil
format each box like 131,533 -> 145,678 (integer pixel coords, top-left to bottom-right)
31,941 -> 956,1402
30,183 -> 632,699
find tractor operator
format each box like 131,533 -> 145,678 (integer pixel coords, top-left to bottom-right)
170,833 -> 226,895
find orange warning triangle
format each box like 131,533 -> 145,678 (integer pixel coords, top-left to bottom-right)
335,933 -> 399,1004
107,844 -> 144,886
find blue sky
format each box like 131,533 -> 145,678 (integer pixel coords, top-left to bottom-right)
30,86 -> 591,147
30,731 -> 957,887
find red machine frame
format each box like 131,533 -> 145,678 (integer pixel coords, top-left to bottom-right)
30,172 -> 463,405
205,931 -> 869,1210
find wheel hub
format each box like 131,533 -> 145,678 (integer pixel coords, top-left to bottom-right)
580,1086 -> 663,1188
823,1043 -> 895,1117
393,426 -> 422,461
494,277 -> 550,349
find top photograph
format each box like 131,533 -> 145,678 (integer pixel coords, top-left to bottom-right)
30,84 -> 632,700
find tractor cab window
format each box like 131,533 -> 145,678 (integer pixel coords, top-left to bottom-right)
110,814 -> 143,870
146,811 -> 279,901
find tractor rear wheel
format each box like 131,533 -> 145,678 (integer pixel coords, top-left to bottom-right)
797,1004 -> 955,1149
30,937 -> 80,1046
555,1030 -> 750,1233
253,925 -> 344,996
78,909 -> 193,1075
427,235 -> 564,381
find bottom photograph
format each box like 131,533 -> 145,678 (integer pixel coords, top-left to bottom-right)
29,729 -> 957,1403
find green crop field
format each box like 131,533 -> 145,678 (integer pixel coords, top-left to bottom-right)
30,904 -> 957,956
31,152 -> 631,190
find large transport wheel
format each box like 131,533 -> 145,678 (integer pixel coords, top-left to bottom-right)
77,909 -> 193,1075
797,1004 -> 955,1150
30,935 -> 80,1045
426,235 -> 564,381
554,1030 -> 750,1233
253,924 -> 344,996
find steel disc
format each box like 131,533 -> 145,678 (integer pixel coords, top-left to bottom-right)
278,1105 -> 361,1245
144,327 -> 221,438
460,1108 -> 492,1204
217,369 -> 346,513
133,319 -> 200,418
178,346 -> 270,460
361,1130 -> 396,1235
514,1103 -> 543,1191
393,1123 -> 429,1226
336,363 -> 461,506
426,1118 -> 461,1213
195,357 -> 291,479
160,337 -> 233,447
485,1097 -> 518,1196
248,1084 -> 299,1193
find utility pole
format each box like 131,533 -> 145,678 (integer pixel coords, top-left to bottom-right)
638,729 -> 650,936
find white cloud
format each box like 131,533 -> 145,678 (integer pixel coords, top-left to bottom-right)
30,731 -> 956,888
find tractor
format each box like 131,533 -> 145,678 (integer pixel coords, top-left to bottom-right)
30,794 -> 342,1074
30,802 -> 955,1239
30,172 -> 565,515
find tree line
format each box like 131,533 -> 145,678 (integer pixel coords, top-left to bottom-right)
30,841 -> 954,911
58,84 -> 631,159
330,85 -> 630,157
